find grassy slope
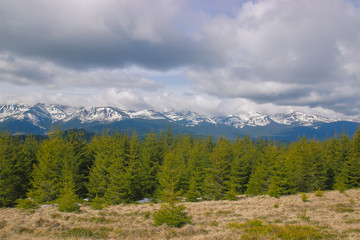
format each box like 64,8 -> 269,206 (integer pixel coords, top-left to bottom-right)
0,189 -> 359,239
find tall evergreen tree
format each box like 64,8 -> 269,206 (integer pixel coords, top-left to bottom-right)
29,128 -> 79,203
140,132 -> 165,197
105,133 -> 143,203
336,128 -> 360,190
205,136 -> 233,200
157,149 -> 186,202
87,132 -> 127,199
0,130 -> 24,206
186,138 -> 209,201
268,147 -> 296,197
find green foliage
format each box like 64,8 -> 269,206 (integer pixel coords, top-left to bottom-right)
153,203 -> 192,228
57,168 -> 80,213
301,193 -> 309,202
29,128 -> 82,204
57,180 -> 80,213
105,134 -> 144,204
157,149 -> 186,202
61,227 -> 110,239
298,209 -> 310,221
2,126 -> 360,209
0,130 -> 33,207
315,188 -> 324,197
15,198 -> 39,210
90,195 -> 107,210
205,137 -> 234,200
331,203 -> 354,213
227,219 -> 328,239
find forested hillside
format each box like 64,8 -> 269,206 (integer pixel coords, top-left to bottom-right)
1,126 -> 360,207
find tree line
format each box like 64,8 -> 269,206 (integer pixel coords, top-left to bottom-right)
1,126 -> 360,207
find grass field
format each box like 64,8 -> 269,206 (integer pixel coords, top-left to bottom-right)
0,189 -> 359,239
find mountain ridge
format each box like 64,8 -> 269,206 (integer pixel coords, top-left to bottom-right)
1,103 -> 359,140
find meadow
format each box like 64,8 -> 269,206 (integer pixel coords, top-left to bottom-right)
0,189 -> 359,240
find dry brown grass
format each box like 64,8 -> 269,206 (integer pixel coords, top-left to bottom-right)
0,189 -> 359,239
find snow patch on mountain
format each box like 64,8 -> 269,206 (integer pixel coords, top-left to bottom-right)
126,110 -> 167,120
164,111 -> 216,126
65,107 -> 130,123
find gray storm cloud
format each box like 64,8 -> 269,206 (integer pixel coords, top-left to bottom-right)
0,0 -> 224,70
0,0 -> 360,117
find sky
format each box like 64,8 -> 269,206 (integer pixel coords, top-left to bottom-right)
1,0 -> 360,120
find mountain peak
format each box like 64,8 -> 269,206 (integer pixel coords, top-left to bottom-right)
0,103 -> 344,134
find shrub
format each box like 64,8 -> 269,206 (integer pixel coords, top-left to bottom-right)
301,193 -> 309,202
315,189 -> 324,197
58,198 -> 80,213
15,198 -> 39,210
90,195 -> 107,210
298,209 -> 310,221
153,203 -> 192,228
57,186 -> 80,213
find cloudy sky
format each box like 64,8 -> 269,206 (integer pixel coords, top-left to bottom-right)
1,0 -> 360,119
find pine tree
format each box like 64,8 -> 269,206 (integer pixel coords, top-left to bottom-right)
29,127 -> 79,203
246,142 -> 277,195
105,133 -> 143,204
57,168 -> 80,212
87,132 -> 124,198
157,150 -> 185,202
335,128 -> 360,190
0,130 -> 23,206
291,137 -> 326,192
140,132 -> 164,197
268,148 -> 296,197
231,135 -> 255,194
246,162 -> 269,195
66,130 -> 93,198
204,137 -> 233,200
186,138 -> 209,201
18,136 -> 38,195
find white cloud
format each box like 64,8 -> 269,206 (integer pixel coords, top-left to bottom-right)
189,0 -> 360,115
1,0 -> 360,118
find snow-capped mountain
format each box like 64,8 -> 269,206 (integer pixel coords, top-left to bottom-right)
164,110 -> 217,126
0,103 -> 358,140
0,103 -> 336,128
64,107 -> 130,124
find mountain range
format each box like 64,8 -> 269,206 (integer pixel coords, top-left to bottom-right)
1,103 -> 359,141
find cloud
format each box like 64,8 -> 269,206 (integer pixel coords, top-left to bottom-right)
188,0 -> 360,115
1,0 -> 360,118
0,0 -> 224,70
0,53 -> 162,90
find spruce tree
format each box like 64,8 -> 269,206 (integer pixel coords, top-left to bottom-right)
140,132 -> 164,197
157,150 -> 186,202
105,133 -> 143,203
246,142 -> 277,195
204,137 -> 233,200
0,130 -> 23,206
87,132 -> 124,199
186,138 -> 209,201
57,168 -> 80,212
268,149 -> 296,197
29,127 -> 78,203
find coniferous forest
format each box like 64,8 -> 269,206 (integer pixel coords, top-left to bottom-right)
1,126 -> 360,208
